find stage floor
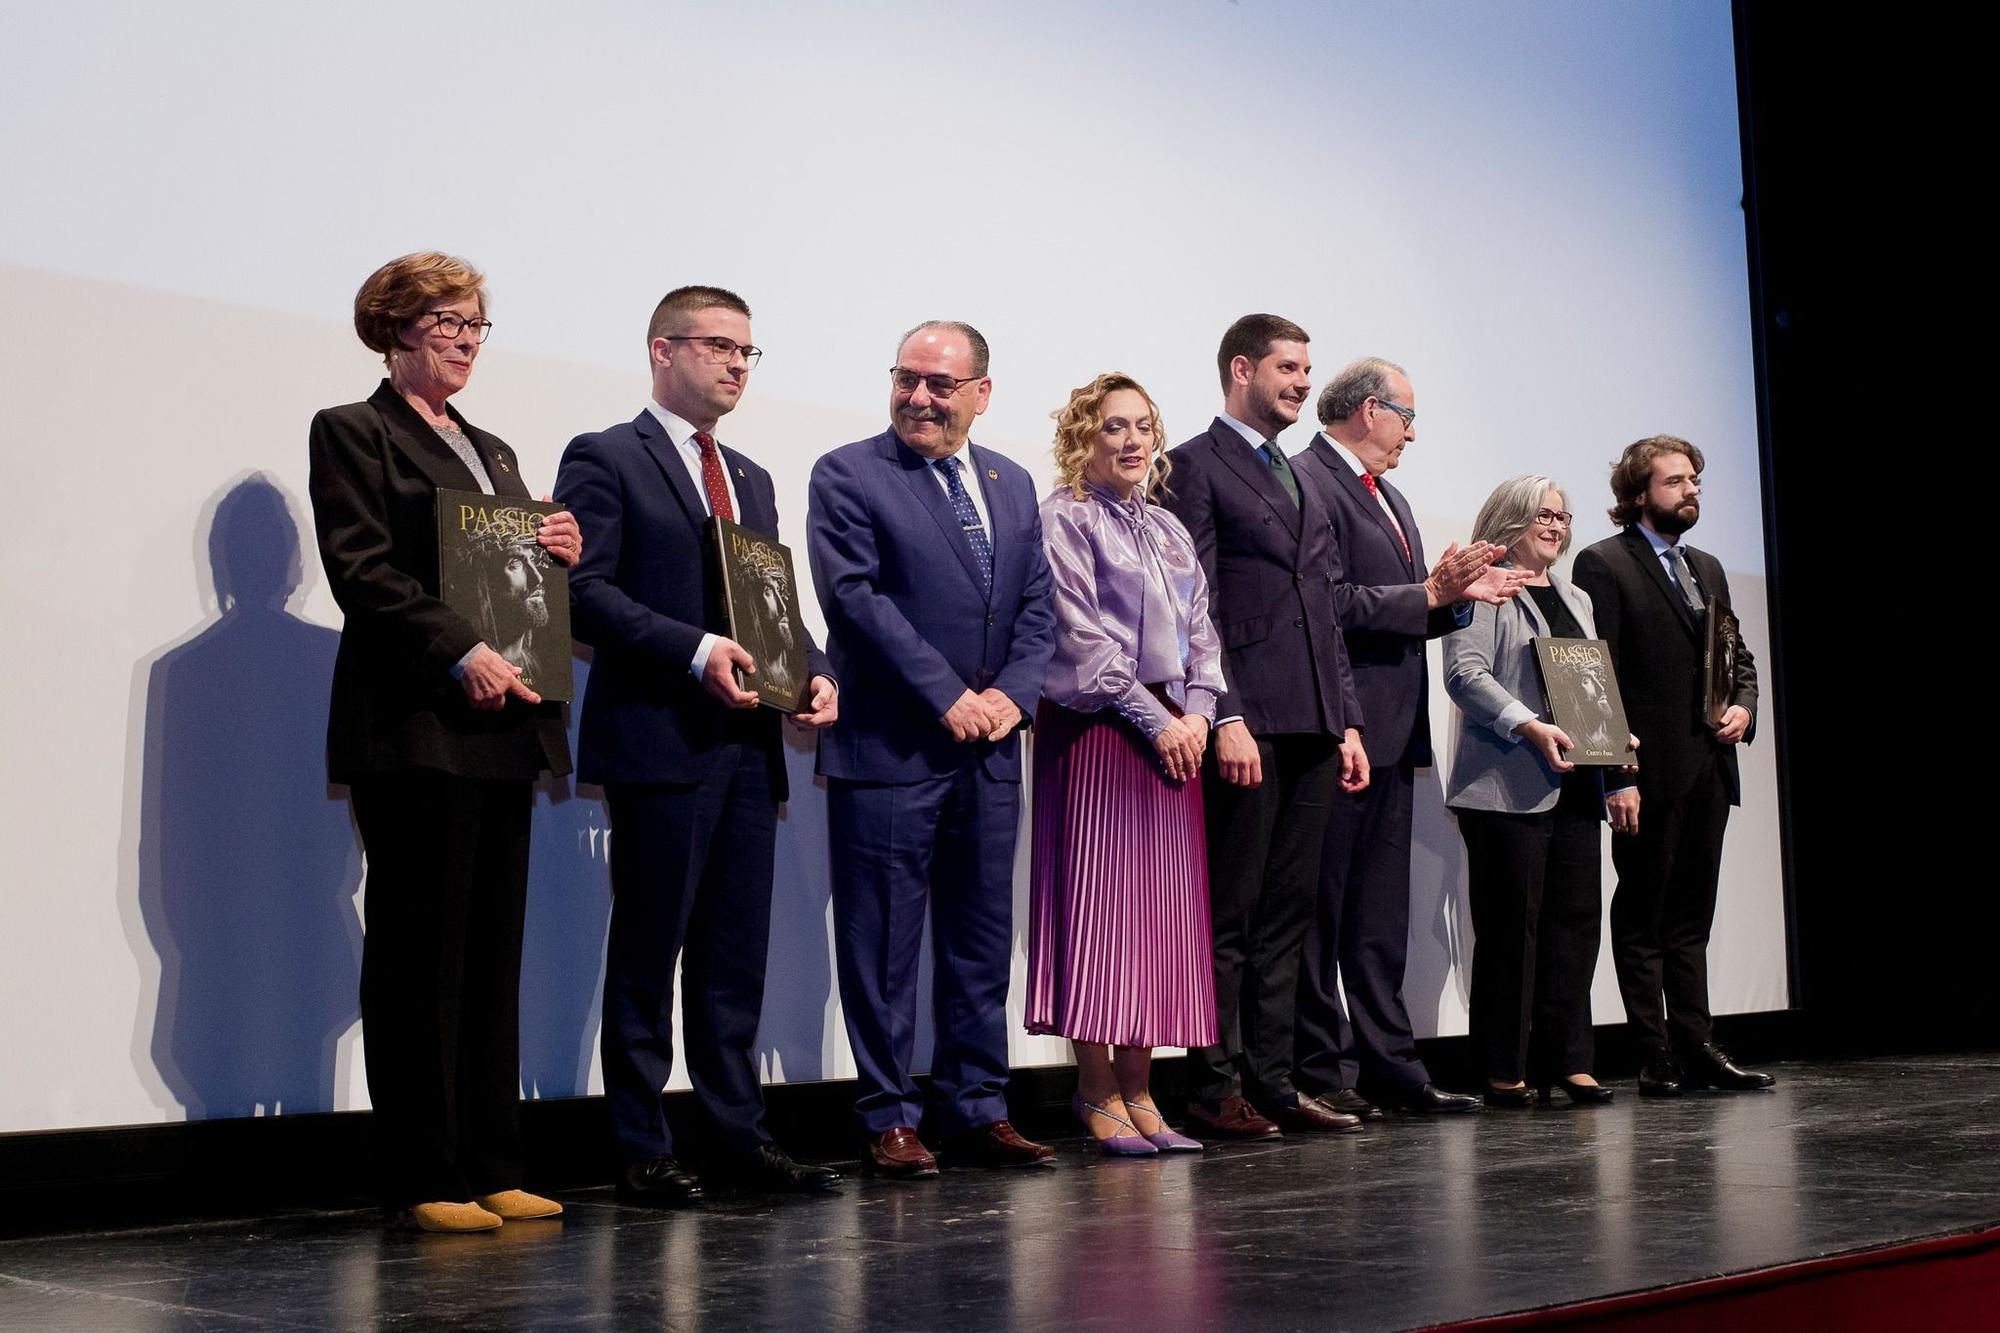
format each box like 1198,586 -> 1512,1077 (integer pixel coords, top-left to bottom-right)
2,1054 -> 1995,1330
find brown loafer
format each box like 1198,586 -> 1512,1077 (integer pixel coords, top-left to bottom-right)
863,1127 -> 939,1179
941,1120 -> 1056,1167
1184,1094 -> 1282,1140
474,1189 -> 563,1220
1267,1097 -> 1362,1134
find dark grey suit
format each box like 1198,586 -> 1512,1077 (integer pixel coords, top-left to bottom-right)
1289,435 -> 1465,1099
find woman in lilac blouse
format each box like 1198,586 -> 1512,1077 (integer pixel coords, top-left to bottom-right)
1027,372 -> 1226,1155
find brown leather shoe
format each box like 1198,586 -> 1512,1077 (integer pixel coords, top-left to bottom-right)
941,1120 -> 1056,1167
1267,1097 -> 1362,1134
862,1127 -> 939,1179
1184,1094 -> 1282,1140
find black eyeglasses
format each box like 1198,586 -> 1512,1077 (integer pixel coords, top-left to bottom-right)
1532,507 -> 1573,528
424,311 -> 494,343
890,368 -> 984,399
662,335 -> 762,367
1372,395 -> 1416,428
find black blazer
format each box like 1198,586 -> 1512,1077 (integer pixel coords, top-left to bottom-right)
555,409 -> 829,797
308,380 -> 570,784
1161,419 -> 1362,738
1570,526 -> 1758,804
1293,434 -> 1463,768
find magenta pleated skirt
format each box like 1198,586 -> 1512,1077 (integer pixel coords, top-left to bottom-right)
1026,699 -> 1218,1049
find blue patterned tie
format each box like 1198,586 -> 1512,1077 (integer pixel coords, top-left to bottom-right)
933,456 -> 994,595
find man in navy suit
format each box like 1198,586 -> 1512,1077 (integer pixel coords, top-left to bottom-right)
1290,357 -> 1523,1117
807,321 -> 1057,1178
1160,313 -> 1371,1139
555,286 -> 841,1203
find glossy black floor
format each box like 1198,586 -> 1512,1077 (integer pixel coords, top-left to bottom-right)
2,1055 -> 1994,1331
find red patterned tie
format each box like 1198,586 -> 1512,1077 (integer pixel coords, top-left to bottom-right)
695,432 -> 735,523
1360,472 -> 1411,561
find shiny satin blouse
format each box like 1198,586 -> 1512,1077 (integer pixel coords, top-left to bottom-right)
1038,485 -> 1225,739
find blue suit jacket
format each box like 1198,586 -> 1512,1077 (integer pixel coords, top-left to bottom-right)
554,409 -> 829,797
1161,419 -> 1362,738
807,429 -> 1056,784
1293,433 -> 1465,768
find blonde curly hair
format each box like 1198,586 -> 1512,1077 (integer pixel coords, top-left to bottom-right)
1051,372 -> 1171,501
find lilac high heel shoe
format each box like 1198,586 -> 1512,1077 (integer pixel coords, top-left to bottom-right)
1072,1095 -> 1159,1156
1123,1097 -> 1205,1153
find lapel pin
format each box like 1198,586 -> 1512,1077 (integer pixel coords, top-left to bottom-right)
497,458 -> 510,473
736,466 -> 745,477
987,468 -> 999,480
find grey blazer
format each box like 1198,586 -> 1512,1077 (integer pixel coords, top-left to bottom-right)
1442,570 -> 1601,815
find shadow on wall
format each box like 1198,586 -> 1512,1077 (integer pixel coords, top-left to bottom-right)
1406,764 -> 1471,1037
135,474 -> 362,1118
130,482 -> 868,1118
518,651 -> 611,1100
758,735 -> 839,1083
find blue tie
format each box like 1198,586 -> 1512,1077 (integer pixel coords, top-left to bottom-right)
934,456 -> 994,595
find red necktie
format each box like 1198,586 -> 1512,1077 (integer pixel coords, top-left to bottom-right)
1360,472 -> 1411,561
695,432 -> 735,523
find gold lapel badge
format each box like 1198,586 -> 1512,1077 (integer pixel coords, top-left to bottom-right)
986,468 -> 999,480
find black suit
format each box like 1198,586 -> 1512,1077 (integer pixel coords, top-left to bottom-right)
1571,526 -> 1758,1055
1162,419 -> 1362,1109
1290,436 -> 1465,1099
555,408 -> 830,1163
308,380 -> 569,1206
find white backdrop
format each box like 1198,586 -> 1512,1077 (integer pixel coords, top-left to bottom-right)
0,0 -> 1785,1133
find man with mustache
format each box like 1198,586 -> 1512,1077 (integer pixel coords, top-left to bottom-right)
1571,436 -> 1768,1096
1160,314 -> 1370,1139
807,321 -> 1057,1177
556,285 -> 842,1204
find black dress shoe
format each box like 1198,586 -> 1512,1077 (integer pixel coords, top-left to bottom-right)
1391,1084 -> 1481,1113
1680,1043 -> 1776,1091
1637,1053 -> 1683,1098
1545,1078 -> 1615,1105
616,1155 -> 704,1207
704,1143 -> 843,1195
1266,1096 -> 1362,1134
1314,1088 -> 1385,1121
1483,1083 -> 1536,1108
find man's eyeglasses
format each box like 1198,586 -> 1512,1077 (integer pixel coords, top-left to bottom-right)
890,368 -> 984,399
424,311 -> 494,343
662,335 -> 762,367
1532,507 -> 1573,528
1372,396 -> 1416,428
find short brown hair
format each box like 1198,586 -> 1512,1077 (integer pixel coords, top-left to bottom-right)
1216,313 -> 1309,392
1607,435 -> 1705,527
647,285 -> 752,347
353,252 -> 486,362
1050,372 -> 1172,501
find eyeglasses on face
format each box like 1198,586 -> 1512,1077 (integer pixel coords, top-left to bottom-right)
424,311 -> 494,343
890,368 -> 983,399
1532,507 -> 1573,528
1372,395 -> 1416,428
662,335 -> 762,367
